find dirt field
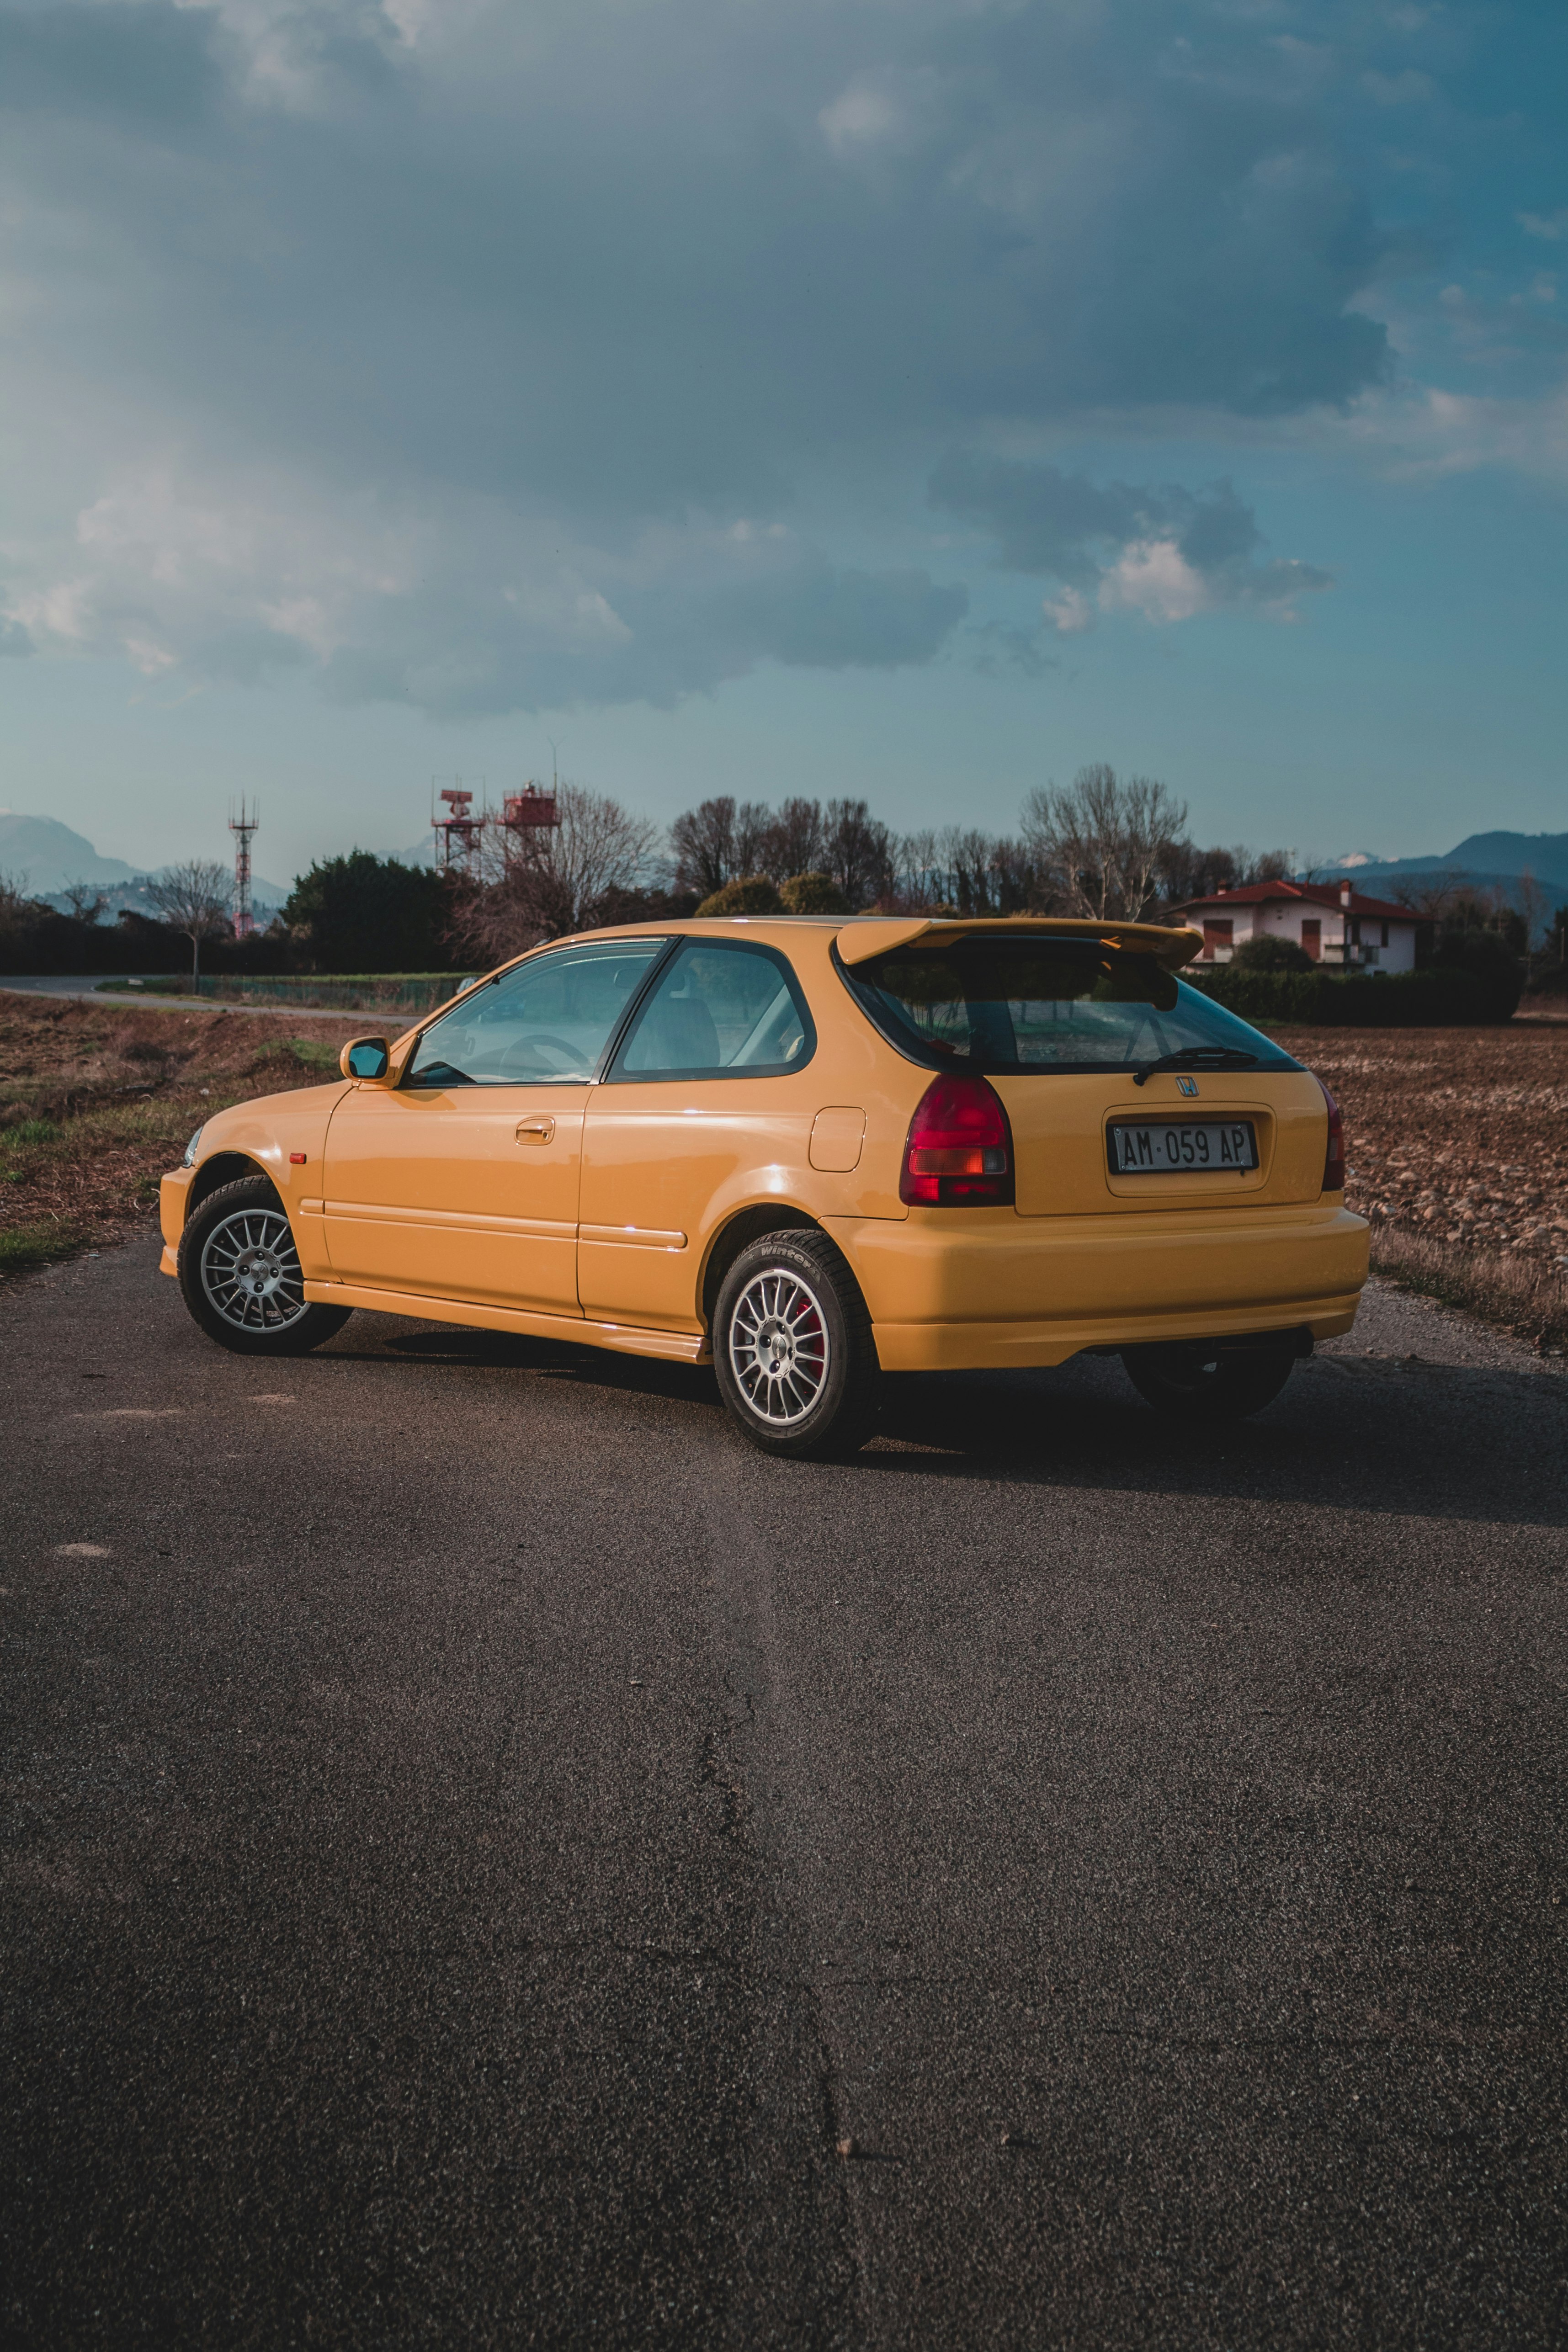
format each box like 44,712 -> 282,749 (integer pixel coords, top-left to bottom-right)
1276,1020 -> 1568,1348
1276,1023 -> 1568,1261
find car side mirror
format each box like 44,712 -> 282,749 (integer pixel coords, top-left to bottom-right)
341,1036 -> 391,1082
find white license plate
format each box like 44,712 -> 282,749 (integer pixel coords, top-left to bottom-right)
1108,1120 -> 1258,1174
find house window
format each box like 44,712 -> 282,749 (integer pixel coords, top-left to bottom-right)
1300,919 -> 1321,961
1381,921 -> 1390,947
1202,919 -> 1233,960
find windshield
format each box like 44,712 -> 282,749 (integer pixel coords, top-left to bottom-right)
840,937 -> 1301,1076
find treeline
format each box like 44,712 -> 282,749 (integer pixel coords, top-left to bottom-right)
666,770 -> 1294,923
4,766 -> 1558,1003
0,856 -> 461,979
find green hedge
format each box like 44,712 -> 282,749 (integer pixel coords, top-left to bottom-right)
1186,964 -> 1518,1026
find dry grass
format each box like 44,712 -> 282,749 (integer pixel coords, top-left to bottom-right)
1275,1022 -> 1568,1350
0,995 -> 365,1278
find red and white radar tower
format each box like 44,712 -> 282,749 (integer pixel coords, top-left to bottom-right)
432,782 -> 484,874
500,783 -> 560,857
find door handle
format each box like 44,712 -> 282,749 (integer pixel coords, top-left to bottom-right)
516,1118 -> 555,1144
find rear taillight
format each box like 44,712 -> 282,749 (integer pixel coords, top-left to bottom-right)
1319,1080 -> 1345,1193
900,1073 -> 1015,1207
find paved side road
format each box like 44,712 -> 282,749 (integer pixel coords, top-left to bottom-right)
3,1242 -> 1565,2348
0,977 -> 364,1019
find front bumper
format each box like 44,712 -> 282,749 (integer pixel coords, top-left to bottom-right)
158,1168 -> 195,1274
829,1201 -> 1369,1371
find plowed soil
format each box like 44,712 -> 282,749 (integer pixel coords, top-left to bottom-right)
1276,1023 -> 1568,1264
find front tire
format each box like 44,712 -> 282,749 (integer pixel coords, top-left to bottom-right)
1121,1339 -> 1297,1423
713,1230 -> 880,1460
177,1176 -> 353,1357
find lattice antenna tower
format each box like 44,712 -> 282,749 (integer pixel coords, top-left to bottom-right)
229,796 -> 259,939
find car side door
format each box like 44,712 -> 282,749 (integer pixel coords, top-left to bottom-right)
579,939 -> 818,1334
322,939 -> 667,1313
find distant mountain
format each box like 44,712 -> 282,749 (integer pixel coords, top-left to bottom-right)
0,811 -> 287,909
1447,831 -> 1568,881
0,811 -> 141,892
1324,831 -> 1568,906
393,834 -> 441,868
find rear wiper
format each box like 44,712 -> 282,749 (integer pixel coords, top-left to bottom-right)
1132,1046 -> 1259,1089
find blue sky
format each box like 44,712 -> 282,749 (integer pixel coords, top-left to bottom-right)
0,0 -> 1564,885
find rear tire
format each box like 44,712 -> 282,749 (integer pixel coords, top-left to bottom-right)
713,1230 -> 881,1460
1121,1339 -> 1297,1423
177,1175 -> 353,1357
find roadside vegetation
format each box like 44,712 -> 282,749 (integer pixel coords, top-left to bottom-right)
0,997 -> 361,1278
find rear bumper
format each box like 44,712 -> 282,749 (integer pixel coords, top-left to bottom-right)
828,1201 -> 1369,1372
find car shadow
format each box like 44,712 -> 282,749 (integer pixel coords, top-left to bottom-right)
862,1353 -> 1568,1532
324,1318 -> 1568,1535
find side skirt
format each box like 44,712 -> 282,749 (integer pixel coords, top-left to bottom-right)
300,1280 -> 712,1364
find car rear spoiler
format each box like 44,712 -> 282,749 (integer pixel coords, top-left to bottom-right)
833,915 -> 1206,971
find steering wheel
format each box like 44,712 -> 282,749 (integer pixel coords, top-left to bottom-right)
498,1032 -> 586,1077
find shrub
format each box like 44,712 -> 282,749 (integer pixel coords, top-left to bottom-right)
694,874 -> 784,918
1228,934 -> 1315,973
779,871 -> 851,915
1188,964 -> 1514,1026
1431,926 -> 1525,1021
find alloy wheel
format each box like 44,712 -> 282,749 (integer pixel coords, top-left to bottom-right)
200,1207 -> 308,1332
727,1268 -> 831,1426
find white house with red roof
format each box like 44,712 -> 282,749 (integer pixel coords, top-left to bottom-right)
1166,879 -> 1423,972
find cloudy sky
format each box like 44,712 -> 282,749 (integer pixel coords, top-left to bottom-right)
1,0 -> 1565,881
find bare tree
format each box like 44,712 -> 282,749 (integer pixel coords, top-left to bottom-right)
670,797 -> 739,900
146,859 -> 232,985
733,801 -> 773,879
1517,865 -> 1546,952
757,797 -> 827,883
61,878 -> 108,924
1393,868 -> 1472,923
452,782 -> 662,963
1022,765 -> 1188,922
0,869 -> 43,936
823,798 -> 895,909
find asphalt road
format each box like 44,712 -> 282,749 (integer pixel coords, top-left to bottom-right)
3,1239 -> 1566,2349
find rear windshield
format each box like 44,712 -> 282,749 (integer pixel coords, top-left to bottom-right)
839,936 -> 1301,1076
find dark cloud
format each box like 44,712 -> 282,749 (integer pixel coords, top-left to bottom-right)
711,563 -> 967,674
317,552 -> 967,717
0,0 -> 1424,705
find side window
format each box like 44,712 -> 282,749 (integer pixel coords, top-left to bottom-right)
405,940 -> 666,1087
611,941 -> 815,1080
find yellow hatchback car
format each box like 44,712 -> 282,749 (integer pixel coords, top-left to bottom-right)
160,915 -> 1368,1456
